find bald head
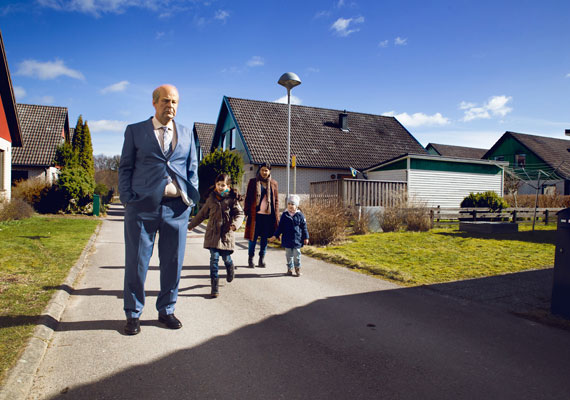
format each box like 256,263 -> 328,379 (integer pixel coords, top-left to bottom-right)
152,84 -> 179,125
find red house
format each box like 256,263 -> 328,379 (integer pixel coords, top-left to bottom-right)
0,30 -> 23,202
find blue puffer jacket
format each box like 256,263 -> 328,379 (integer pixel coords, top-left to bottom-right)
273,210 -> 309,249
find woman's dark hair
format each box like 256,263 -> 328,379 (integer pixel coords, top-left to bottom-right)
257,162 -> 271,172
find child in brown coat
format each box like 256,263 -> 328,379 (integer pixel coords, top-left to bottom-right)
188,174 -> 244,297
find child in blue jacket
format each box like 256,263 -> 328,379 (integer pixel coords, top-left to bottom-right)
270,195 -> 309,277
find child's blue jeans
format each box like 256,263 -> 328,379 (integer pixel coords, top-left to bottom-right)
209,249 -> 233,280
285,247 -> 302,270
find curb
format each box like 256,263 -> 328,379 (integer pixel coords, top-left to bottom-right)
0,222 -> 102,400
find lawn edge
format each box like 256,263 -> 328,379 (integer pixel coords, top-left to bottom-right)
0,221 -> 102,400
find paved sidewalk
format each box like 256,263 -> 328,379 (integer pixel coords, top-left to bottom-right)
2,203 -> 569,399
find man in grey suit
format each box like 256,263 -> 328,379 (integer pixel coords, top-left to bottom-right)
119,84 -> 199,335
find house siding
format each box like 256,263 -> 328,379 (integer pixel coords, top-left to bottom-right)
367,169 -> 407,182
0,137 -> 10,201
408,169 -> 503,208
240,164 -> 348,209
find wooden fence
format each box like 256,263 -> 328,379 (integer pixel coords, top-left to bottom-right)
310,179 -> 407,207
430,207 -> 564,224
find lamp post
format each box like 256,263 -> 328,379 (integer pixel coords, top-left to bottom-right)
278,72 -> 301,200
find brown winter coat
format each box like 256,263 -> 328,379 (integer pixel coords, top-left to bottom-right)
243,177 -> 279,241
188,190 -> 244,251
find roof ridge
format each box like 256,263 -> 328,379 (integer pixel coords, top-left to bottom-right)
226,96 -> 396,119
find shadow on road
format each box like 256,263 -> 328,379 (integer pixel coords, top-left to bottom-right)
42,283 -> 570,400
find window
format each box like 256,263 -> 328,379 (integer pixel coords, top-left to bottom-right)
230,128 -> 236,150
221,134 -> 227,150
515,154 -> 526,168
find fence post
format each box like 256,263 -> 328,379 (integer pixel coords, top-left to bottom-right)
545,209 -> 549,225
437,205 -> 440,222
472,209 -> 477,221
512,209 -> 517,223
430,209 -> 434,225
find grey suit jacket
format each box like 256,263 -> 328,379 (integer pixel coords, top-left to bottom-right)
118,117 -> 199,212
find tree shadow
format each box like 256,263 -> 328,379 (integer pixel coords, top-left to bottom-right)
41,282 -> 570,400
436,229 -> 557,244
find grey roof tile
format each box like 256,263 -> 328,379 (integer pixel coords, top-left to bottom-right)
226,97 -> 426,170
194,122 -> 215,156
427,143 -> 487,159
12,104 -> 68,167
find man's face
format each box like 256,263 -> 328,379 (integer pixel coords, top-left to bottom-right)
153,86 -> 179,125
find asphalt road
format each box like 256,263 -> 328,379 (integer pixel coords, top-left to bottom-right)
23,204 -> 570,399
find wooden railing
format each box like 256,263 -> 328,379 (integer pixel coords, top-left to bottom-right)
430,207 -> 564,224
310,179 -> 407,207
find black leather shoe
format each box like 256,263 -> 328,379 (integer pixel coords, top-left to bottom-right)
158,313 -> 182,329
124,318 -> 140,335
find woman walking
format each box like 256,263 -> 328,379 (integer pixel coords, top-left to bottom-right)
243,163 -> 279,268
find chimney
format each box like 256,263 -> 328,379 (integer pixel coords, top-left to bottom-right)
339,110 -> 348,131
565,129 -> 570,136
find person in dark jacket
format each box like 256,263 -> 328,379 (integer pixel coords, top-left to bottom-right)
270,194 -> 309,277
188,174 -> 244,297
243,163 -> 279,268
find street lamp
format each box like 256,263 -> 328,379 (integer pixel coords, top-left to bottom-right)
278,72 -> 301,200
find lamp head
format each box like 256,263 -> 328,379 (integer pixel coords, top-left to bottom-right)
278,72 -> 302,90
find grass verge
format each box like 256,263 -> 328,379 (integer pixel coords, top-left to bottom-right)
303,223 -> 556,286
0,215 -> 101,385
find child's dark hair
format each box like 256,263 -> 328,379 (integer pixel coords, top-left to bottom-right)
215,173 -> 232,185
209,173 -> 242,200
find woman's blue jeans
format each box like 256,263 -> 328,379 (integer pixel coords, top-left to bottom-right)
209,249 -> 233,280
248,235 -> 268,257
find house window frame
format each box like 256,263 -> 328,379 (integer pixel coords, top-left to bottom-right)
229,128 -> 236,150
515,153 -> 526,168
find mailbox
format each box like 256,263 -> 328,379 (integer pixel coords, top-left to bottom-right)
551,208 -> 570,318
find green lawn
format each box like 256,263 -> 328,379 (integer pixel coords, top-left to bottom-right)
0,216 -> 101,385
303,223 -> 557,286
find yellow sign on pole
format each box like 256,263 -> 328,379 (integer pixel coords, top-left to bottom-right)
291,155 -> 296,168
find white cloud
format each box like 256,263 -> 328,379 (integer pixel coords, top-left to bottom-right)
314,10 -> 330,18
336,0 -> 345,7
89,120 -> 128,132
16,59 -> 84,80
460,95 -> 513,122
214,9 -> 230,22
394,36 -> 407,46
100,80 -> 130,94
37,95 -> 55,104
378,39 -> 388,48
13,86 -> 26,100
383,111 -> 449,127
566,73 -> 570,78
274,95 -> 303,105
246,56 -> 264,67
330,16 -> 364,37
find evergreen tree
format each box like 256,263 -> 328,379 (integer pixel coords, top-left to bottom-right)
197,148 -> 243,201
54,142 -> 76,168
77,121 -> 95,178
72,115 -> 84,154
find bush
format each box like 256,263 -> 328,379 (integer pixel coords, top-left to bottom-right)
349,206 -> 371,235
0,198 -> 35,221
379,207 -> 402,232
11,178 -> 51,208
505,194 -> 570,208
198,149 -> 244,202
57,167 -> 95,212
302,201 -> 347,245
404,207 -> 433,232
460,191 -> 508,211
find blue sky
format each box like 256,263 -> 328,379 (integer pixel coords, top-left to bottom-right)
1,0 -> 569,156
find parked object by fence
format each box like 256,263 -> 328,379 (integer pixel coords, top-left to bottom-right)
430,206 -> 563,224
310,179 -> 406,207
